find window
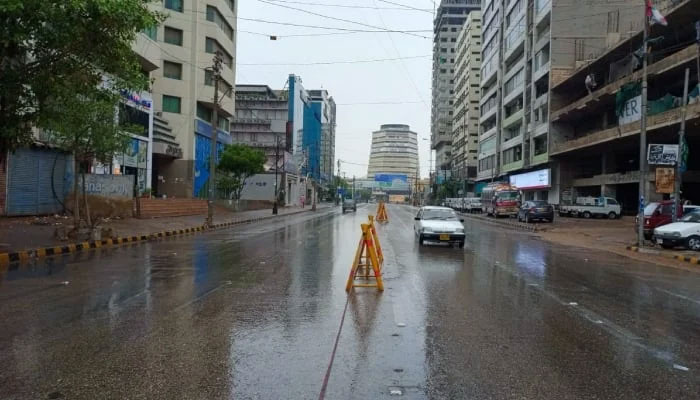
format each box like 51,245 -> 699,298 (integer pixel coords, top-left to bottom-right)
441,37 -> 447,42
441,48 -> 447,53
503,145 -> 522,164
162,95 -> 181,113
197,103 -> 230,131
163,61 -> 182,79
205,70 -> 233,98
164,0 -> 183,12
224,0 -> 235,13
451,38 -> 456,42
143,25 -> 157,40
206,6 -> 234,40
205,37 -> 233,67
534,136 -> 548,155
164,26 -> 183,46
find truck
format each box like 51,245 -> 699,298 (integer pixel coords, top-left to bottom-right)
481,182 -> 520,217
558,196 -> 621,219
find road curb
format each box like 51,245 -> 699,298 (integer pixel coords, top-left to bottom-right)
0,208 -> 328,267
625,245 -> 700,265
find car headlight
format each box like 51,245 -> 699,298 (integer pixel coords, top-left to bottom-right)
422,227 -> 433,233
455,228 -> 464,234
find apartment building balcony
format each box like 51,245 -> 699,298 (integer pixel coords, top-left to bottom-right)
431,132 -> 453,148
502,159 -> 524,173
534,32 -> 550,53
535,0 -> 551,27
533,61 -> 550,83
551,101 -> 700,155
504,31 -> 525,64
532,152 -> 549,166
132,33 -> 160,72
480,125 -> 497,142
502,109 -> 524,130
481,53 -> 499,88
503,84 -> 524,107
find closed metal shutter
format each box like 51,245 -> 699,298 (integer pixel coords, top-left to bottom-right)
6,148 -> 72,216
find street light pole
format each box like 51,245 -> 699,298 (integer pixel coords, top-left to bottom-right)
206,51 -> 223,227
674,68 -> 690,222
637,6 -> 649,247
273,135 -> 280,215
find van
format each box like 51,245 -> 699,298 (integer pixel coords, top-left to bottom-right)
640,201 -> 697,240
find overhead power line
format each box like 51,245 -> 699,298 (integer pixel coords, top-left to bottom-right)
238,54 -> 430,66
377,0 -> 433,13
335,100 -> 424,105
238,16 -> 431,35
254,0 -> 429,39
264,0 -> 431,11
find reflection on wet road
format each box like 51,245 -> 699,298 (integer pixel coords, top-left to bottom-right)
1,204 -> 699,399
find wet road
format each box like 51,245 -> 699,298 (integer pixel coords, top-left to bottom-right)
1,204 -> 700,399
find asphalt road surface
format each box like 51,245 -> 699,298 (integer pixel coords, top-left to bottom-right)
1,204 -> 700,399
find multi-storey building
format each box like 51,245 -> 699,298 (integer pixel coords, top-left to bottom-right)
232,85 -> 288,170
148,0 -> 237,198
452,11 -> 482,191
477,0 -> 642,202
431,0 -> 481,171
308,90 -> 337,186
550,0 -> 697,213
367,124 -> 420,180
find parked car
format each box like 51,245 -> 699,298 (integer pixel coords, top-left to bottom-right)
653,210 -> 700,250
517,200 -> 554,223
464,197 -> 483,213
414,206 -> 465,248
559,196 -> 621,219
342,198 -> 356,213
638,201 -> 698,240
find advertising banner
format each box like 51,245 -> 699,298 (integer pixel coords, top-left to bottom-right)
648,144 -> 679,165
655,168 -> 675,194
509,168 -> 551,190
619,95 -> 642,125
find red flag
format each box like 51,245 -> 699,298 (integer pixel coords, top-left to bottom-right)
646,1 -> 668,26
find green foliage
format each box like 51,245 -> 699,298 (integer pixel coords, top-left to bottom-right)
438,177 -> 461,201
217,144 -> 266,200
0,0 -> 163,151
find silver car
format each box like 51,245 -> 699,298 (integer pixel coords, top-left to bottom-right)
414,206 -> 466,248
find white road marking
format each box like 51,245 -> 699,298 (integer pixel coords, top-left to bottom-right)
656,288 -> 700,306
673,364 -> 689,371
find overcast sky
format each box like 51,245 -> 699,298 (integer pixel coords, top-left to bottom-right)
236,0 -> 436,178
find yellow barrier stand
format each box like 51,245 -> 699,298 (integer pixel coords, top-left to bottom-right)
345,223 -> 384,292
367,215 -> 384,266
376,201 -> 389,223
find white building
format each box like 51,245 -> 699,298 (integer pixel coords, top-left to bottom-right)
367,124 -> 419,180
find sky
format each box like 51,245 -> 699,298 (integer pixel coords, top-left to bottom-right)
235,0 -> 436,178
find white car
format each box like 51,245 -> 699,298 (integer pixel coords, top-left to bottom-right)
414,206 -> 466,248
653,211 -> 700,250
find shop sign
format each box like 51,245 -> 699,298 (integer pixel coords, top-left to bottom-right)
509,168 -> 551,190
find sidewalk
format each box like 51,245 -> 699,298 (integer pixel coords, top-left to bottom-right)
0,204 -> 333,254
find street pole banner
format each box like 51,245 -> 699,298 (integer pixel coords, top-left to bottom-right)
647,144 -> 679,165
655,167 -> 675,194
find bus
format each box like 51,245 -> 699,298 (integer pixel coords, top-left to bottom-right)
481,182 -> 520,217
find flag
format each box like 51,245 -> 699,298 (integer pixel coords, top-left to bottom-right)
647,1 -> 668,26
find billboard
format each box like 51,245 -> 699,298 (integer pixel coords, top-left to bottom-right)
373,174 -> 409,192
509,168 -> 551,190
655,168 -> 675,194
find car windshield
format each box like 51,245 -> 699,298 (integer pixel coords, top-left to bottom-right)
497,191 -> 519,200
422,209 -> 459,220
681,212 -> 700,222
532,200 -> 548,206
643,202 -> 659,216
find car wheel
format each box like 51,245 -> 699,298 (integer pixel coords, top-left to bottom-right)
686,235 -> 700,251
583,211 -> 592,219
608,212 -> 617,220
419,235 -> 425,246
525,215 -> 530,223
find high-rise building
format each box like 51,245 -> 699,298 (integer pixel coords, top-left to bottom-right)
148,0 -> 238,198
451,11 -> 482,191
431,0 -> 481,171
308,90 -> 336,186
367,124 -> 419,179
477,0 -> 641,202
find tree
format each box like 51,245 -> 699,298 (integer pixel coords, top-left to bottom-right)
0,0 -> 163,151
217,144 -> 266,201
41,86 -> 133,232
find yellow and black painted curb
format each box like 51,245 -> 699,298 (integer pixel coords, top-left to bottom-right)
626,245 -> 700,266
0,208 -> 322,267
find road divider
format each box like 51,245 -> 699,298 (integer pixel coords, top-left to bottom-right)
346,215 -> 384,291
0,207 -> 331,269
626,245 -> 700,266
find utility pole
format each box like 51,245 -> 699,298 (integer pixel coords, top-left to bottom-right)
273,135 -> 280,215
674,68 -> 690,222
206,51 -> 223,227
637,6 -> 649,247
336,159 -> 341,204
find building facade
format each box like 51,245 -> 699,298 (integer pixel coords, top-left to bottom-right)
147,0 -> 237,198
308,90 -> 337,186
550,0 -> 697,213
477,0 -> 642,202
452,11 -> 482,190
431,0 -> 481,171
232,85 -> 289,170
367,124 -> 420,180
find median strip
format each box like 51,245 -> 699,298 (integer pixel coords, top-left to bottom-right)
626,245 -> 700,266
